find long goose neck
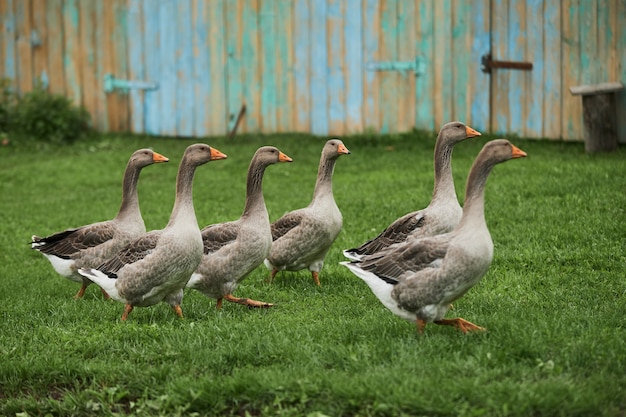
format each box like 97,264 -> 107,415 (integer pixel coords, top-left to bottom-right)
458,157 -> 495,227
311,155 -> 336,203
242,158 -> 268,218
115,162 -> 142,221
430,140 -> 456,203
167,158 -> 198,227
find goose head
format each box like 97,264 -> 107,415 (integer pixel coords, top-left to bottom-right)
183,143 -> 228,167
323,139 -> 351,160
439,121 -> 482,146
252,146 -> 293,166
479,139 -> 527,165
129,149 -> 170,168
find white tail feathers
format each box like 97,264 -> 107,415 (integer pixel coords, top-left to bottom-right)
77,268 -> 123,302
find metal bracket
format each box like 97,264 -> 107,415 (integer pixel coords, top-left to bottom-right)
366,56 -> 425,77
103,74 -> 159,94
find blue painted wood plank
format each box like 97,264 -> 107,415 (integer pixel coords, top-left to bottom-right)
415,0 -> 434,132
363,0 -> 380,132
310,0 -> 328,135
191,0 -> 210,137
469,0 -> 490,133
491,0 -> 509,135
45,0 -> 66,96
0,0 -> 17,82
225,0 -> 243,134
451,0 -> 470,127
397,0 -> 415,133
561,0 -> 582,140
276,1 -> 293,132
379,0 -> 397,133
127,0 -> 144,133
176,0 -> 194,136
293,0 -> 311,132
14,0 -> 33,93
327,0 -> 346,135
344,0 -> 363,133
579,0 -> 598,85
433,0 -> 451,129
62,0 -> 81,106
113,0 -> 130,131
93,0 -> 107,131
207,0 -> 227,135
260,0 -> 277,133
506,0 -> 525,136
143,0 -> 160,136
242,0 -> 260,133
158,0 -> 177,136
543,0 -> 561,138
525,0 -> 544,137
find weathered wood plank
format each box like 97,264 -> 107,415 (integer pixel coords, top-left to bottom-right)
32,0 -> 48,91
93,0 -> 107,131
561,0 -> 583,140
0,0 -> 17,82
259,0 -> 277,133
507,0 -> 526,136
469,0 -> 490,132
62,0 -> 81,107
127,0 -> 144,134
328,0 -> 346,136
176,0 -> 194,136
112,0 -> 129,132
241,0 -> 260,133
433,0 -> 451,129
451,0 -> 470,127
378,0 -> 397,133
103,0 -> 119,132
208,0 -> 227,135
543,0 -> 562,139
580,93 -> 619,152
293,0 -> 311,133
397,0 -> 416,133
344,0 -> 363,134
79,1 -> 98,129
15,0 -> 33,94
275,0 -> 293,133
414,0 -> 434,132
142,0 -> 160,135
524,0 -> 543,137
158,0 -> 177,136
225,0 -> 243,135
362,0 -> 380,132
617,0 -> 626,142
491,0 -> 509,134
310,0 -> 328,135
579,0 -> 598,85
570,82 -> 624,96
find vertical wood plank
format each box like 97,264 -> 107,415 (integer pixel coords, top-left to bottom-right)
112,0 -> 130,132
127,0 -> 145,133
469,0 -> 490,132
579,0 -> 598,85
62,0 -> 81,106
543,0 -> 562,139
293,0 -> 311,133
79,1 -> 98,128
276,0 -> 293,132
93,0 -> 107,131
327,0 -> 346,135
15,0 -> 33,94
103,0 -> 118,132
415,0 -> 434,132
596,0 -> 613,84
310,0 -> 328,135
396,0 -> 415,133
362,0 -> 380,132
225,0 -> 243,135
561,0 -> 582,140
0,0 -> 17,82
242,0 -> 260,133
506,0 -> 526,136
143,0 -> 160,135
158,0 -> 177,135
191,0 -> 209,136
491,0 -> 509,134
259,0 -> 277,133
46,0 -> 64,96
176,0 -> 193,136
451,0 -> 470,126
378,0 -> 397,133
31,0 -> 48,91
208,0 -> 227,135
524,0 -> 543,137
433,0 -> 451,129
344,0 -> 363,134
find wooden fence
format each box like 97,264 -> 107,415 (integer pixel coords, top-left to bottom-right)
1,0 -> 625,141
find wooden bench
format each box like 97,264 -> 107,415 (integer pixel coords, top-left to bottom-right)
569,82 -> 624,153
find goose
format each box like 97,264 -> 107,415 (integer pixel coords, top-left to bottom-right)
341,140 -> 527,334
264,139 -> 350,286
343,121 -> 481,261
31,148 -> 169,299
78,144 -> 227,321
186,146 -> 293,308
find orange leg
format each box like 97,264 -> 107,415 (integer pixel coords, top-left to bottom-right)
73,282 -> 88,299
216,298 -> 223,309
121,304 -> 134,321
171,305 -> 184,318
225,293 -> 273,308
100,288 -> 111,300
267,269 -> 279,283
416,319 -> 426,334
311,271 -> 321,286
434,318 -> 486,333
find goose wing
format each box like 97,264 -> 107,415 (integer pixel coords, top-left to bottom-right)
201,222 -> 240,254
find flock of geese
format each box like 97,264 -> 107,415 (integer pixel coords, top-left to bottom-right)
32,121 -> 526,333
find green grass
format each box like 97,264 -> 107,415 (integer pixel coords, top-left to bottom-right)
1,132 -> 625,417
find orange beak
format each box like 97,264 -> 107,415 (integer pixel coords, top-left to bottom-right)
278,152 -> 293,162
338,143 -> 351,155
210,148 -> 228,160
465,126 -> 482,138
152,151 -> 169,163
511,145 -> 527,158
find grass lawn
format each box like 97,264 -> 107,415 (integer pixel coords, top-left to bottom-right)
1,131 -> 625,417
